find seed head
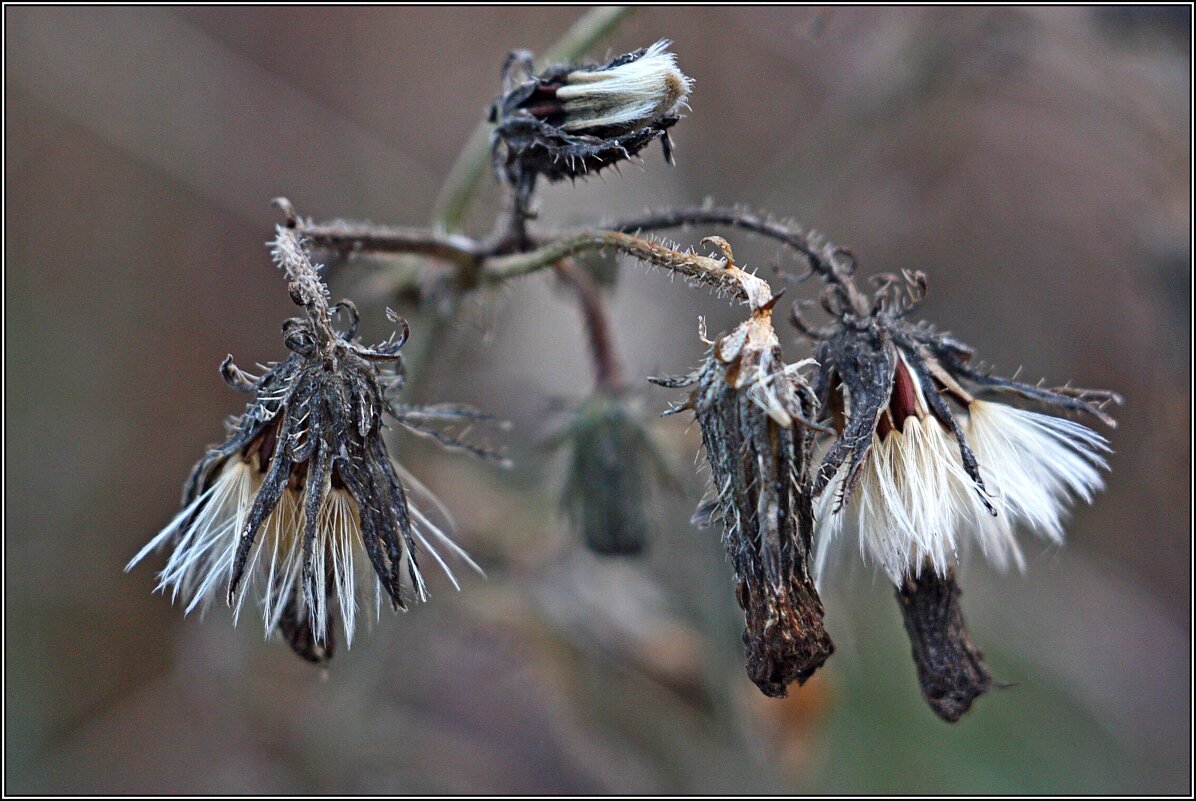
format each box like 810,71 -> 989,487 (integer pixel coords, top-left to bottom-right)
801,270 -> 1120,584
794,268 -> 1119,720
127,225 -> 503,662
490,40 -> 693,192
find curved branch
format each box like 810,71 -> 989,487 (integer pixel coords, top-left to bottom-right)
481,230 -> 768,304
296,220 -> 482,268
605,205 -> 870,316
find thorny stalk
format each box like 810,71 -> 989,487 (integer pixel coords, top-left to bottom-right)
298,218 -> 778,300
604,205 -> 871,316
294,219 -> 481,269
297,207 -> 864,315
480,230 -> 766,300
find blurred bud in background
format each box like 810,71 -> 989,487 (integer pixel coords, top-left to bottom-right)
550,391 -> 674,556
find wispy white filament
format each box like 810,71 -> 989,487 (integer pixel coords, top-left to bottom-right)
558,40 -> 693,131
966,400 -> 1110,558
126,457 -> 478,647
815,398 -> 1111,584
816,416 -> 975,583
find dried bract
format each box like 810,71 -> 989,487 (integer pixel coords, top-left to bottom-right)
653,241 -> 833,697
127,224 -> 502,662
896,566 -> 994,722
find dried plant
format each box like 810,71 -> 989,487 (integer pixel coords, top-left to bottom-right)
649,238 -> 833,696
128,12 -> 1119,719
127,216 -> 502,662
490,39 -> 690,211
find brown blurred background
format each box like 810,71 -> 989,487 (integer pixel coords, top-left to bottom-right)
5,6 -> 1191,794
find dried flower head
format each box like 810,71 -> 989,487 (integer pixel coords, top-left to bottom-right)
127,221 -> 502,662
490,40 -> 693,194
653,239 -> 833,697
796,269 -> 1121,584
794,267 -> 1119,719
551,392 -> 673,556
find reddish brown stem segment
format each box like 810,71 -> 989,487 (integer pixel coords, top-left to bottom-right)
553,259 -> 626,393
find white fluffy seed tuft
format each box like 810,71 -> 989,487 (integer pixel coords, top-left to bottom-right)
814,399 -> 1111,584
966,399 -> 1110,560
558,40 -> 693,132
126,457 -> 479,647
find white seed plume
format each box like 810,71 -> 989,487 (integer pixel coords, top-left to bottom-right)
126,457 -> 477,647
814,370 -> 1111,584
557,40 -> 693,132
815,416 -> 976,584
964,399 -> 1111,565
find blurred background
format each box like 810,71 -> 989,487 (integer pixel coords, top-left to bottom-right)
5,5 -> 1191,794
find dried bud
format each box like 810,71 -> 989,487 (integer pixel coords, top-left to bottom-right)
655,271 -> 833,697
127,227 -> 503,662
553,392 -> 672,556
490,40 -> 693,189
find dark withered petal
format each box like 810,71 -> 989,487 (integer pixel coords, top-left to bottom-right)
896,567 -> 994,722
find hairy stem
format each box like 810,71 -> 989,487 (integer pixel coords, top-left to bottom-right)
481,230 -> 755,300
607,205 -> 870,316
296,219 -> 481,268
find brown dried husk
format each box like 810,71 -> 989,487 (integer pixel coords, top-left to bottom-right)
692,314 -> 833,697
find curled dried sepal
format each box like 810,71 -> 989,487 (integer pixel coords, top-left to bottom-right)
896,567 -> 994,722
489,40 -> 692,194
657,280 -> 832,696
552,392 -> 673,555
